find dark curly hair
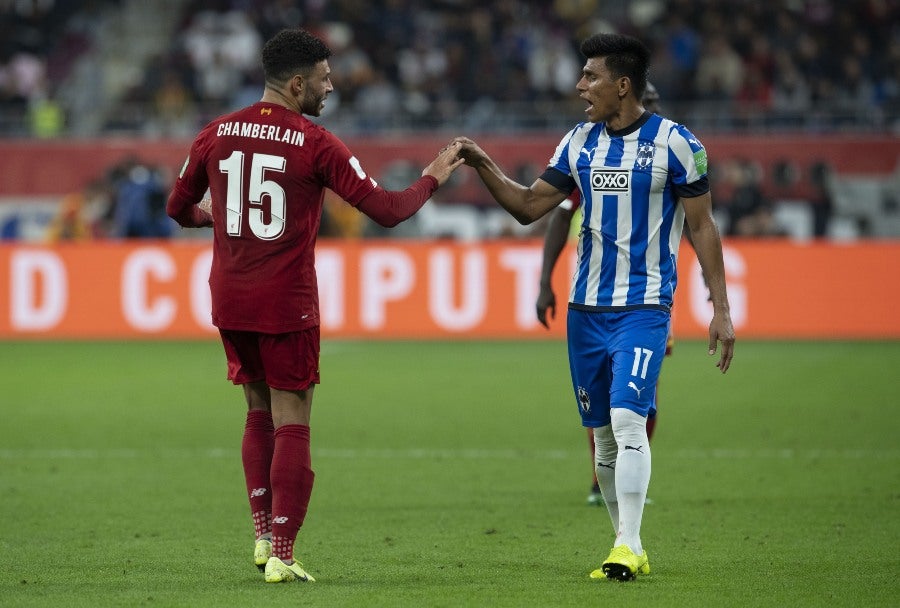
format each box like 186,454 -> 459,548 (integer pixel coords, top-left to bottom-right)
580,33 -> 650,99
262,29 -> 332,84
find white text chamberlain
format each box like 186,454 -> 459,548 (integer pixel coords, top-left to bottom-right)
216,121 -> 305,146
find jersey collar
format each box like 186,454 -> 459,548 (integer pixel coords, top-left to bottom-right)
605,111 -> 652,137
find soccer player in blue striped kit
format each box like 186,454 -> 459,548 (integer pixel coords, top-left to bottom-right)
537,82 -> 668,508
455,33 -> 734,581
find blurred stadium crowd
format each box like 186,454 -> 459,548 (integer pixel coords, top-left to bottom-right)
1,0 -> 898,242
2,0 -> 899,137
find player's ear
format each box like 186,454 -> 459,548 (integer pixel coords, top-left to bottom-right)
617,76 -> 630,100
290,73 -> 304,96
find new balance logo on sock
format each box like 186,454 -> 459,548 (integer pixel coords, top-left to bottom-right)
273,516 -> 289,524
624,445 -> 644,453
250,488 -> 268,498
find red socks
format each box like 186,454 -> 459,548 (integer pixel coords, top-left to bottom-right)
242,410 -> 275,539
270,424 -> 315,561
242,413 -> 316,561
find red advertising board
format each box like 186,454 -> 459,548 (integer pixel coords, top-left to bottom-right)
1,135 -> 897,202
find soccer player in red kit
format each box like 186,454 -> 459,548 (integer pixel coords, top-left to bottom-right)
166,28 -> 463,583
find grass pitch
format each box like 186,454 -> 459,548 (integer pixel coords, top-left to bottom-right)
1,339 -> 898,607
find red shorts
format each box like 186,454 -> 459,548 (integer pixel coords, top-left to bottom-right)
219,327 -> 321,391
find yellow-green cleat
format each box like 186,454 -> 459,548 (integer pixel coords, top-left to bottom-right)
596,545 -> 650,581
589,568 -> 609,580
254,538 -> 273,572
264,556 -> 316,583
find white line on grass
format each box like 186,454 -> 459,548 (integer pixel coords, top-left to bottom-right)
0,447 -> 897,460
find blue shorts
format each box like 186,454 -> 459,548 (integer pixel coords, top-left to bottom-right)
567,308 -> 670,428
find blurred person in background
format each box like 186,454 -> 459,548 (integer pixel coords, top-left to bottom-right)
165,28 -> 463,584
456,33 -> 734,581
151,68 -> 197,138
109,157 -> 174,239
722,159 -> 785,238
807,161 -> 834,237
45,179 -> 107,241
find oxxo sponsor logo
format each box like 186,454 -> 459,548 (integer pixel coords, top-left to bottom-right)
591,169 -> 630,192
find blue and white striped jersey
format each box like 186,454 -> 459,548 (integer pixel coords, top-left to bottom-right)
544,112 -> 709,312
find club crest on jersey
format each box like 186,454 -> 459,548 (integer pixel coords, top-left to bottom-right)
591,168 -> 630,192
577,386 -> 591,412
635,141 -> 655,169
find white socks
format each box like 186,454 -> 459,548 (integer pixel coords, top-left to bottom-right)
593,424 -> 619,533
594,408 -> 651,555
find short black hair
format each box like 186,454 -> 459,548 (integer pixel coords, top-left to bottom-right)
262,29 -> 332,84
580,33 -> 650,99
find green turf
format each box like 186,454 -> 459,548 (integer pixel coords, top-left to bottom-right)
1,339 -> 898,607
